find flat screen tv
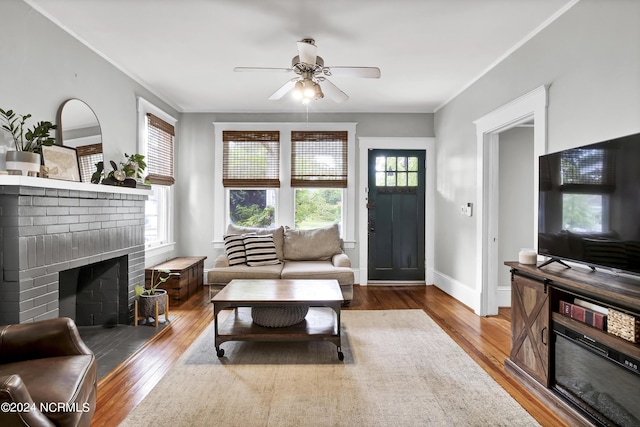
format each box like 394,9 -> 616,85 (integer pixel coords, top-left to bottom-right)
538,131 -> 640,275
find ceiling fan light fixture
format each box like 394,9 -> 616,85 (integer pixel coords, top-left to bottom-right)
302,79 -> 315,98
292,80 -> 304,99
313,82 -> 324,99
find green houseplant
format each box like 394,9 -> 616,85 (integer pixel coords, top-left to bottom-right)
0,108 -> 57,176
92,153 -> 149,187
134,268 -> 179,325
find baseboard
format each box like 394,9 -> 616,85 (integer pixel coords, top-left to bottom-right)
497,287 -> 512,308
433,270 -> 481,314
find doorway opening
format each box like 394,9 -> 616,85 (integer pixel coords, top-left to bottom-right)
473,85 -> 548,316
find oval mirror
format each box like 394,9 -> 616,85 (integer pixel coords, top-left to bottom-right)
56,99 -> 103,183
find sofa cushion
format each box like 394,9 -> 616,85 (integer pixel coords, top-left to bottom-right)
283,224 -> 342,261
223,234 -> 246,266
243,234 -> 281,266
227,224 -> 285,260
281,260 -> 354,286
207,263 -> 283,285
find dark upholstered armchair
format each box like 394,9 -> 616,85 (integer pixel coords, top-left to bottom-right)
0,317 -> 97,427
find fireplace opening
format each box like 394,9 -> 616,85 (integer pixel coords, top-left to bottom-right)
59,256 -> 130,326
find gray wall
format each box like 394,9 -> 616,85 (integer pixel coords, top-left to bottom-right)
434,0 -> 640,296
498,127 -> 534,291
175,112 -> 433,268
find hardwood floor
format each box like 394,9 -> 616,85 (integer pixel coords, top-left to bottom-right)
91,285 -> 567,426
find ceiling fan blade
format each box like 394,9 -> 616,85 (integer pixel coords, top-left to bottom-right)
324,66 -> 381,78
320,79 -> 349,103
268,79 -> 297,100
234,66 -> 292,73
297,40 -> 317,65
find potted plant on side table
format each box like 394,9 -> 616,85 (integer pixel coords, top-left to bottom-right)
134,268 -> 179,327
0,108 -> 56,176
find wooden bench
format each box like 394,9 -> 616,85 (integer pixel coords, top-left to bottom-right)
145,256 -> 207,305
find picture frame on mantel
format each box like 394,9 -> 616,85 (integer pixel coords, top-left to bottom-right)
42,145 -> 81,182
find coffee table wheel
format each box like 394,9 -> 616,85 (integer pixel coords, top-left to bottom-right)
216,347 -> 225,358
337,347 -> 344,361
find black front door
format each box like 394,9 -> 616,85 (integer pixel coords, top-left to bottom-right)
367,149 -> 425,281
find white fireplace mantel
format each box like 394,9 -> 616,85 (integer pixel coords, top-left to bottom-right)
0,175 -> 153,196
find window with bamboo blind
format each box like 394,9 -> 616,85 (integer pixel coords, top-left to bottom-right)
560,148 -> 615,193
146,113 -> 175,186
75,143 -> 103,183
222,131 -> 280,188
291,131 -> 348,188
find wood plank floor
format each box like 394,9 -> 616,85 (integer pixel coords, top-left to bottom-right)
91,285 -> 567,427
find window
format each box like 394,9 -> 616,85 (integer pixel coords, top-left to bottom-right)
223,131 -> 280,228
560,148 -> 614,232
138,97 -> 177,251
562,194 -> 604,232
375,155 -> 419,187
75,143 -> 103,183
291,131 -> 347,230
295,188 -> 342,229
213,123 -> 356,244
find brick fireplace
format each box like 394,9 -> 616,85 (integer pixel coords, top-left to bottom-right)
0,177 -> 149,324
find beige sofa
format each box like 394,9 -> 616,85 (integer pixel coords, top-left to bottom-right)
208,224 -> 354,304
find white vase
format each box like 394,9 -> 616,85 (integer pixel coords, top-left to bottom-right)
5,151 -> 41,176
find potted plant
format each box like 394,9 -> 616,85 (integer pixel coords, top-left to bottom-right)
123,153 -> 147,182
0,108 -> 57,176
134,268 -> 179,325
92,153 -> 149,187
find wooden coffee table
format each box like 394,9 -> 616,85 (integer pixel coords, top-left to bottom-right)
211,279 -> 344,360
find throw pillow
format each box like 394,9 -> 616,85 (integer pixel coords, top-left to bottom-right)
243,234 -> 281,266
223,234 -> 247,266
227,224 -> 285,261
283,223 -> 342,261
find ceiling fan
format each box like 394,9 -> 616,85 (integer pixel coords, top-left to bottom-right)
233,38 -> 381,104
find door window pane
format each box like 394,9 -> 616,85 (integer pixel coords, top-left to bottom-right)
408,157 -> 419,171
397,157 -> 407,171
375,156 -> 419,187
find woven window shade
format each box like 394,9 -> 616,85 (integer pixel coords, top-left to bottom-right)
291,131 -> 348,188
223,131 -> 280,188
75,143 -> 103,183
146,113 -> 175,185
561,148 -> 615,193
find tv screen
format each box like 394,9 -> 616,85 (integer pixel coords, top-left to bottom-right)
538,132 -> 640,274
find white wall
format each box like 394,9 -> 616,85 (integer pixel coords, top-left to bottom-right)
434,0 -> 640,309
0,0 -> 181,267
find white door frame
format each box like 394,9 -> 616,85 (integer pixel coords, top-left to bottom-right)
358,137 -> 436,285
473,85 -> 548,316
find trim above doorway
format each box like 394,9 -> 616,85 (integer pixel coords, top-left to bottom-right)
358,137 -> 436,286
473,85 -> 548,316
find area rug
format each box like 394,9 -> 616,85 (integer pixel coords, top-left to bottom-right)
120,309 -> 539,426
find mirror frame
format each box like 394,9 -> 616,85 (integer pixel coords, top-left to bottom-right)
56,99 -> 103,183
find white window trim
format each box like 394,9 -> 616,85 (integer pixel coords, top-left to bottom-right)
137,97 -> 178,257
213,122 -> 357,247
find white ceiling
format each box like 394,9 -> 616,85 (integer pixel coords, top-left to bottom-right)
27,0 -> 577,114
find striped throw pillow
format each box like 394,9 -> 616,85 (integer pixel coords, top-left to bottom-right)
223,234 -> 247,266
243,234 -> 280,266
